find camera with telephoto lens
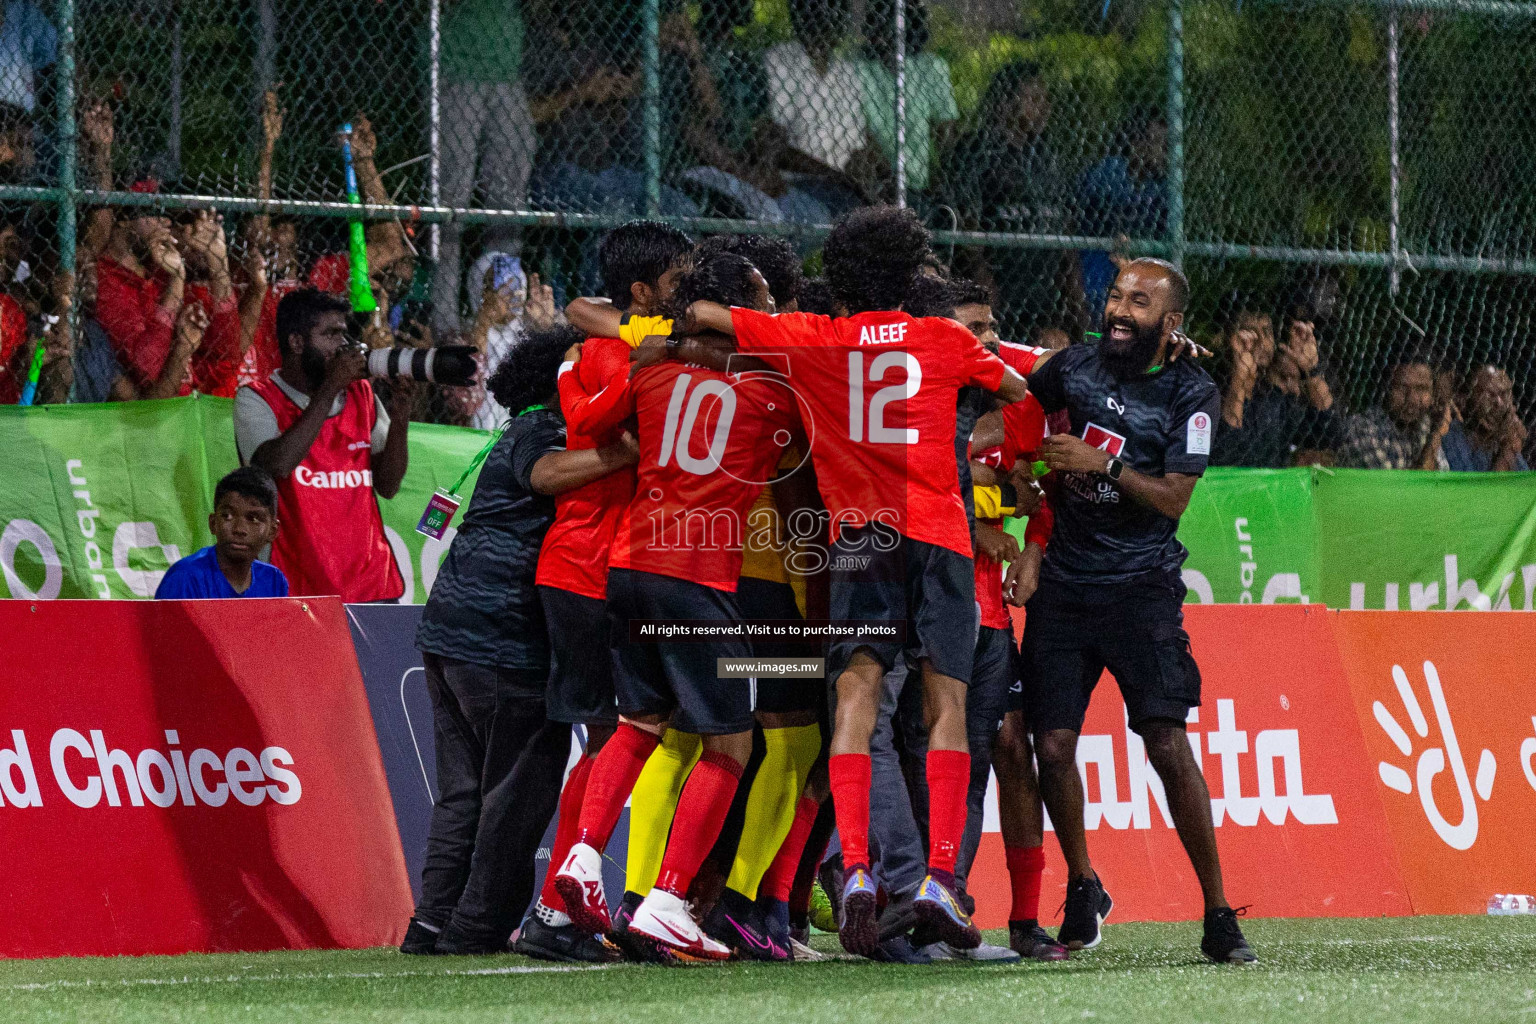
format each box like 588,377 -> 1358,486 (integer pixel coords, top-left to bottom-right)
366,345 -> 479,387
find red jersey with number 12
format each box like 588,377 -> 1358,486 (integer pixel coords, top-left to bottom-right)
731,308 -> 1007,557
608,361 -> 803,590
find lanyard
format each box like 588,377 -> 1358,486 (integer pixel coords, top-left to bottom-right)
446,403 -> 549,497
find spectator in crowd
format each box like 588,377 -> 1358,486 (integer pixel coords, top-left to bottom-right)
69,94 -> 141,402
239,88 -> 305,391
154,466 -> 290,599
525,19 -> 699,222
1339,349 -> 1451,470
947,60 -> 1083,347
661,2 -> 829,231
93,173 -> 239,397
0,208 -> 68,404
234,288 -> 409,602
765,0 -> 872,215
855,0 -> 957,204
307,116 -> 418,316
1076,107 -> 1168,322
1443,365 -> 1529,472
171,209 -> 243,396
1212,298 -> 1340,467
404,322 -> 637,959
461,250 -> 558,430
0,0 -> 57,183
432,0 -> 537,335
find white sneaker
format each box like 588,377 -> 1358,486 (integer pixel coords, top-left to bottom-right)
790,937 -> 828,962
918,942 -> 958,961
552,842 -> 611,935
956,941 -> 1023,963
629,890 -> 732,961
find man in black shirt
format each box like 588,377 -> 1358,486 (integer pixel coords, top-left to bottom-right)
1023,259 -> 1256,964
402,324 -> 638,959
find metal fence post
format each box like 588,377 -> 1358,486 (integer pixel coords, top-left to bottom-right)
1387,1 -> 1402,294
55,0 -> 77,275
642,0 -> 661,217
428,0 -> 442,263
1166,0 -> 1186,269
895,0 -> 907,209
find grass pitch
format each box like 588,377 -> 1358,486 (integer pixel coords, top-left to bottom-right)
4,915 -> 1533,1024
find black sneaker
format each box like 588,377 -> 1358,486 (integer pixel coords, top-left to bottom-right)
704,888 -> 790,962
1009,920 -> 1069,962
1201,906 -> 1257,964
1057,874 -> 1113,950
399,917 -> 441,956
611,891 -> 675,964
871,933 -> 933,965
818,854 -> 845,924
514,914 -> 621,963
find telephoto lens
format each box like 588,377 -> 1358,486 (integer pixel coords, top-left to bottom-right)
366,345 -> 479,387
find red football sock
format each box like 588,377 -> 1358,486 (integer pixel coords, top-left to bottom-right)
537,753 -> 594,912
789,802 -> 834,920
925,749 -> 971,876
1005,844 -> 1046,923
761,795 -> 820,903
654,751 -> 744,897
575,722 -> 659,850
828,753 -> 872,871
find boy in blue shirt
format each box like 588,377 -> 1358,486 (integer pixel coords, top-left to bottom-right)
156,467 -> 290,599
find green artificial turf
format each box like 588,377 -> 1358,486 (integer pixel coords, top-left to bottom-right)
3,916 -> 1533,1024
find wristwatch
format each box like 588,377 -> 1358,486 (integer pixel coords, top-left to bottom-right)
1104,456 -> 1125,481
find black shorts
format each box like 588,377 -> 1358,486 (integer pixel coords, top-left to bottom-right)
1019,568 -> 1201,735
971,625 -> 1015,733
606,568 -> 756,736
540,585 -> 617,726
825,524 -> 977,685
736,576 -> 824,716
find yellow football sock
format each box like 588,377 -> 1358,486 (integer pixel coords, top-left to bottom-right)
725,723 -> 822,900
624,728 -> 701,896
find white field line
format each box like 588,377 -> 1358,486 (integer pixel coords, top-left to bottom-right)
5,962 -> 615,993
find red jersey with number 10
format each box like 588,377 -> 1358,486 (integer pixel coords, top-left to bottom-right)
606,361 -> 803,590
730,308 -> 1007,558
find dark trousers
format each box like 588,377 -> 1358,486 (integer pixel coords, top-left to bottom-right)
416,651 -> 570,948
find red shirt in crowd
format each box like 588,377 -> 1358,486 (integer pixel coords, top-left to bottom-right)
95,256 -> 240,396
0,293 -> 30,404
730,307 -> 1007,558
237,277 -> 303,390
602,361 -> 804,590
534,335 -> 638,599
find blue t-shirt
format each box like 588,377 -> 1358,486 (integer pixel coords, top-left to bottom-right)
154,546 -> 290,599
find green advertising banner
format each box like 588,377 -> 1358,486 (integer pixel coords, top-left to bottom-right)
4,398 -> 1536,610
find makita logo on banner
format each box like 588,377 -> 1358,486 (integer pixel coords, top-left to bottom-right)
294,466 -> 374,489
0,728 -> 301,810
1064,698 -> 1337,831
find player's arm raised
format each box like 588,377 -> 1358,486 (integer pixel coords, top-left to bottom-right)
1038,434 -> 1199,520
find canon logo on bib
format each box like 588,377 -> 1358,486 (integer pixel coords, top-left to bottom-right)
294,466 -> 373,489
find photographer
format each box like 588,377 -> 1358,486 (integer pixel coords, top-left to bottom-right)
233,288 -> 408,602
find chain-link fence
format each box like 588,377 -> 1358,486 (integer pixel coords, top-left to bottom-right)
1,0 -> 1532,468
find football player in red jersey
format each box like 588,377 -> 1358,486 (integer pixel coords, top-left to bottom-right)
522,221 -> 695,956
553,251 -> 814,960
638,207 -> 1033,956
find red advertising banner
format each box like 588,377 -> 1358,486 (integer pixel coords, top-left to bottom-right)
0,598 -> 413,957
972,605 -> 1413,927
1331,611 -> 1536,915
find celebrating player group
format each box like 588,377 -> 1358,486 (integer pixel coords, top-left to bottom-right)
409,206 -> 1257,969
